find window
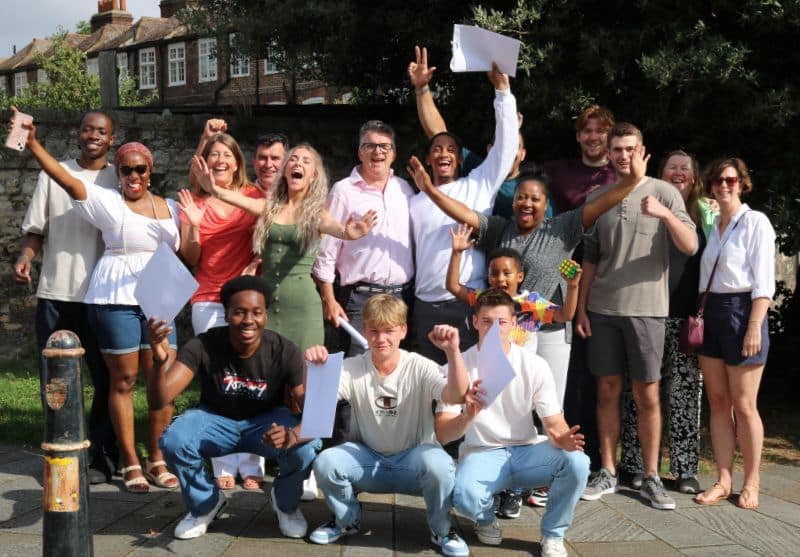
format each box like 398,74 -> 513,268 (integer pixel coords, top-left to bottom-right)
36,69 -> 48,84
14,72 -> 27,96
116,52 -> 128,87
139,47 -> 156,89
229,34 -> 250,77
263,45 -> 279,74
167,42 -> 186,86
1,75 -> 8,94
86,58 -> 99,76
198,38 -> 217,82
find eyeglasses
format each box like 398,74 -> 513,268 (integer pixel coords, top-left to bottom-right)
119,164 -> 149,176
711,176 -> 739,187
359,142 -> 394,153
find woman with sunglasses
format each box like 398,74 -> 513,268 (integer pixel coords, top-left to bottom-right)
21,112 -> 180,493
693,158 -> 775,510
179,121 -> 269,491
192,143 -> 377,355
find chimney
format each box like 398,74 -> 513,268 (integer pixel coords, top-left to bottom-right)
160,0 -> 189,19
90,0 -> 134,33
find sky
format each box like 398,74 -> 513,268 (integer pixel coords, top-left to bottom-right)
0,0 -> 162,58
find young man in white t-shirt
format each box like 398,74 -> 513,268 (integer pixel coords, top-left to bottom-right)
303,294 -> 470,557
435,289 -> 589,557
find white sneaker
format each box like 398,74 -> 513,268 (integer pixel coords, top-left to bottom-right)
270,486 -> 308,538
301,470 -> 318,501
431,528 -> 470,557
173,491 -> 227,539
541,536 -> 568,557
474,517 -> 502,545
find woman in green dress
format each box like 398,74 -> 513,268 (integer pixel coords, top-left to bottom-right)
192,143 -> 377,349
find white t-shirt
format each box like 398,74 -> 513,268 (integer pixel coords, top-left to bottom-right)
437,343 -> 561,459
73,183 -> 181,305
338,349 -> 446,456
21,161 -> 117,302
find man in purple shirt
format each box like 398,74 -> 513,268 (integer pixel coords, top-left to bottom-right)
546,105 -> 616,478
312,120 -> 415,356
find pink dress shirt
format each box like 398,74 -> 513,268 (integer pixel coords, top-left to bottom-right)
312,166 -> 415,286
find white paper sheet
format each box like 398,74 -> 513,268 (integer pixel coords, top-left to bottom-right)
134,242 -> 198,324
300,352 -> 344,438
476,321 -> 517,406
450,24 -> 521,77
339,319 -> 369,350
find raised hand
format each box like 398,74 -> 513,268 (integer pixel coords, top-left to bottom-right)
450,223 -> 475,253
408,45 -> 437,89
202,118 -> 227,140
191,155 -> 215,194
487,62 -> 509,91
629,143 -> 650,183
560,259 -> 582,289
177,188 -> 205,227
406,155 -> 434,194
427,324 -> 460,352
344,209 -> 378,240
548,424 -> 586,452
10,106 -> 37,148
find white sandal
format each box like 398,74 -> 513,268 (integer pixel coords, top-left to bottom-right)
143,459 -> 179,489
120,464 -> 150,493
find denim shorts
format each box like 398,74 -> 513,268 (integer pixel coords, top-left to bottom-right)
697,292 -> 769,366
88,304 -> 177,355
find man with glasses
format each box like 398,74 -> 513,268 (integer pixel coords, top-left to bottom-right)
405,48 -> 518,363
253,132 -> 288,196
312,120 -> 415,355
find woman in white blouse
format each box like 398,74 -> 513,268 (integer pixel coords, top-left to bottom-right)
693,158 -> 775,510
24,115 -> 180,494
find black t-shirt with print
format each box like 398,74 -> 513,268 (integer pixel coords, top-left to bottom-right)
177,326 -> 303,421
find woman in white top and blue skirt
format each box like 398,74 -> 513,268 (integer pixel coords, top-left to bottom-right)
693,158 -> 775,510
23,114 -> 181,494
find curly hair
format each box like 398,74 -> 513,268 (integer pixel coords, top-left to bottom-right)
252,143 -> 329,254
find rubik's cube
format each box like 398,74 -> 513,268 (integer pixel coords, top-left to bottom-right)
558,259 -> 578,279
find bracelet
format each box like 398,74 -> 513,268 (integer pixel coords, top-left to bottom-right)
415,85 -> 430,96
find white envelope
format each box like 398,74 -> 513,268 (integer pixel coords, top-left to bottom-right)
450,24 -> 521,77
300,352 -> 344,439
134,242 -> 198,324
476,321 -> 517,406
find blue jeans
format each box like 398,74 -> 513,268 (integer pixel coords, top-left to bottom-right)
160,405 -> 321,516
313,442 -> 455,538
454,443 -> 589,540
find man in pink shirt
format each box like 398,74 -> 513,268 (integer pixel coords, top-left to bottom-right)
313,120 -> 415,355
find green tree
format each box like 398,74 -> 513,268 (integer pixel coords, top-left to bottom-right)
75,20 -> 92,35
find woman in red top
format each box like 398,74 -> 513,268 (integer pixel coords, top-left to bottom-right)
179,129 -> 267,490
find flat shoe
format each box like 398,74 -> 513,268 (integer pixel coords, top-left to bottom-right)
737,484 -> 759,510
120,464 -> 150,493
694,482 -> 730,506
143,459 -> 179,489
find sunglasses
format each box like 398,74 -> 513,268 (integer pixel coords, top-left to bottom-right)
711,176 -> 739,187
119,164 -> 149,176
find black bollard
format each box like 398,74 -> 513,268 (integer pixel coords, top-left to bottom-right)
41,330 -> 93,557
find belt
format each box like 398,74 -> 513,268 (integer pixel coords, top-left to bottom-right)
353,282 -> 410,294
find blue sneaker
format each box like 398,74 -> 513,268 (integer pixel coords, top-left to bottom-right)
309,518 -> 360,544
431,528 -> 470,557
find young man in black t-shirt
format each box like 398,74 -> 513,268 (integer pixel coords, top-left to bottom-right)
148,276 -> 321,540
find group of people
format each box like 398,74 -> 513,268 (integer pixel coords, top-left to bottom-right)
12,45 -> 775,557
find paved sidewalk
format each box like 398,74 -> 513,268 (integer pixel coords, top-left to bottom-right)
1,442 -> 798,556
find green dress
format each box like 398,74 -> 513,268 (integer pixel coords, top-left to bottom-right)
261,222 -> 324,351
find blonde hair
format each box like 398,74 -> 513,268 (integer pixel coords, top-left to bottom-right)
659,150 -> 703,228
362,294 -> 408,328
252,143 -> 329,254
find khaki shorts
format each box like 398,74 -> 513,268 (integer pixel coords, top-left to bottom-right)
586,311 -> 665,383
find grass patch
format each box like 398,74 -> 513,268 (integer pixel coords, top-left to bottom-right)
0,354 -> 199,456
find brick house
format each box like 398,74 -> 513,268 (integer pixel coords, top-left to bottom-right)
0,0 -> 344,106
